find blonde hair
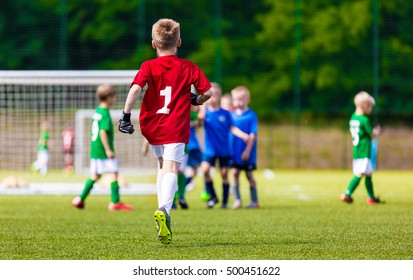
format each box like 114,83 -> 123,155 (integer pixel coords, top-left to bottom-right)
211,82 -> 222,96
152,19 -> 180,50
96,84 -> 117,101
231,85 -> 250,98
354,91 -> 375,107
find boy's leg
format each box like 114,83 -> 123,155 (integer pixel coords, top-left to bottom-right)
341,175 -> 361,203
159,171 -> 178,213
39,151 -> 49,175
155,162 -> 178,245
220,165 -> 230,208
345,176 -> 361,196
177,172 -> 188,209
232,168 -> 242,208
201,160 -> 218,207
365,175 -> 375,199
153,143 -> 184,245
109,177 -> 120,204
156,169 -> 164,208
75,159 -> 101,205
72,176 -> 97,209
365,175 -> 382,204
80,178 -> 96,201
246,170 -> 259,208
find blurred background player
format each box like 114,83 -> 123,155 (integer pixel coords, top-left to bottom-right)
185,105 -> 203,192
198,82 -> 249,209
118,18 -> 212,244
220,93 -> 234,111
341,91 -> 382,205
72,84 -> 133,211
31,120 -> 49,176
230,86 -> 259,209
62,127 -> 75,175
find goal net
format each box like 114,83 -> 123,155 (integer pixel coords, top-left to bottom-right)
0,70 -> 157,174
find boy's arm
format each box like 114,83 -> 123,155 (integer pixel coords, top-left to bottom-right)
241,133 -> 256,161
230,126 -> 249,142
197,103 -> 206,123
193,89 -> 212,105
99,130 -> 115,158
119,84 -> 142,134
372,124 -> 381,139
141,138 -> 149,157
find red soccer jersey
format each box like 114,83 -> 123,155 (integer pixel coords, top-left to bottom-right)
131,55 -> 211,145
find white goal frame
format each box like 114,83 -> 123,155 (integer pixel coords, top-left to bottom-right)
0,70 -> 157,174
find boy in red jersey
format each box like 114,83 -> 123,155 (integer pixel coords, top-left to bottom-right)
119,18 -> 212,245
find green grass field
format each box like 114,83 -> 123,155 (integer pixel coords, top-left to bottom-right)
0,170 -> 412,260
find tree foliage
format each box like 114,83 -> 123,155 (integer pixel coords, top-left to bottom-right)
0,0 -> 412,121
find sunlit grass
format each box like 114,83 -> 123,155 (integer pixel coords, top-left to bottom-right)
0,170 -> 412,260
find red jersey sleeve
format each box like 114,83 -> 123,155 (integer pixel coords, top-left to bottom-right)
191,64 -> 211,95
131,62 -> 149,88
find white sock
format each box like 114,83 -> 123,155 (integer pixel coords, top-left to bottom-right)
156,169 -> 164,209
160,172 -> 177,215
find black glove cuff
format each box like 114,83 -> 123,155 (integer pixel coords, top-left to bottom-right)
191,92 -> 200,106
122,112 -> 131,122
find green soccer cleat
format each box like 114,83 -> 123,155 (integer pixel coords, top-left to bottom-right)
154,207 -> 172,245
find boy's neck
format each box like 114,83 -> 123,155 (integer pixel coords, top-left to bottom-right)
236,107 -> 249,114
157,48 -> 177,57
355,107 -> 364,115
100,102 -> 109,108
208,104 -> 221,111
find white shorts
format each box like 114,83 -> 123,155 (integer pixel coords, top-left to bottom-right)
90,158 -> 118,175
352,158 -> 373,175
151,143 -> 185,164
179,153 -> 189,172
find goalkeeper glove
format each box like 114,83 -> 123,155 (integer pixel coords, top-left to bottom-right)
118,112 -> 135,134
191,92 -> 200,105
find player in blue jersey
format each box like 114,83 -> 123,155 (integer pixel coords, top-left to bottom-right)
198,83 -> 249,208
185,105 -> 203,192
230,86 -> 259,208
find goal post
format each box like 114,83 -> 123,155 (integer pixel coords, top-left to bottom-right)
0,70 -> 157,174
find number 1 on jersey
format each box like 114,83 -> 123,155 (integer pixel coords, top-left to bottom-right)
156,86 -> 171,114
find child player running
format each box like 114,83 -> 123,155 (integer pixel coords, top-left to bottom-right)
118,18 -> 212,245
31,120 -> 50,176
341,91 -> 383,204
230,86 -> 259,209
72,84 -> 133,211
198,82 -> 249,209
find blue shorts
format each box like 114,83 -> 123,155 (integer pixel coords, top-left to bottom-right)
202,155 -> 232,168
187,149 -> 202,167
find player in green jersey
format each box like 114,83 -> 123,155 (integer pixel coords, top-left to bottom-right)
72,84 -> 133,211
31,120 -> 50,176
341,91 -> 382,205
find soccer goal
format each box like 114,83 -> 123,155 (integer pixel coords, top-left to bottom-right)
0,70 -> 157,174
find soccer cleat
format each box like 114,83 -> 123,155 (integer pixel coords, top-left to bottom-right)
340,193 -> 353,204
220,203 -> 228,209
154,207 -> 172,245
71,196 -> 85,209
232,199 -> 242,209
246,202 -> 260,209
367,197 -> 383,205
206,197 -> 219,208
178,198 -> 189,209
108,202 -> 133,211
